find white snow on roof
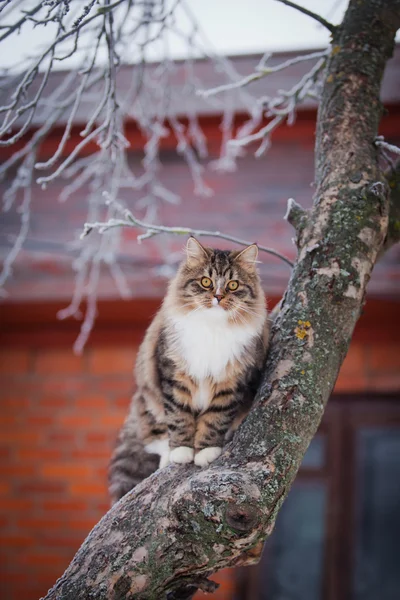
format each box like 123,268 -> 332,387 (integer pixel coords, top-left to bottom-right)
0,0 -> 348,71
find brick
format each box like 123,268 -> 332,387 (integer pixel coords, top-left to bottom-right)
74,394 -> 109,410
114,395 -> 131,409
34,349 -> 85,374
0,349 -> 31,374
334,371 -> 366,391
58,414 -> 94,429
368,342 -> 400,372
0,430 -> 41,445
25,414 -> 55,427
40,463 -> 93,480
16,480 -> 66,495
85,432 -> 110,444
68,519 -> 98,532
98,412 -> 125,429
95,501 -> 112,513
334,374 -> 368,392
0,415 -> 19,427
0,463 -> 37,477
69,481 -> 108,498
41,378 -> 89,394
88,347 -> 136,375
17,448 -> 63,462
0,379 -> 41,396
47,430 -> 78,444
95,466 -> 108,480
41,533 -> 86,549
70,448 -> 111,460
43,499 -> 88,512
38,394 -> 71,408
0,535 -> 34,547
0,498 -> 33,512
334,343 -> 367,392
21,552 -> 68,568
0,481 -> 10,495
17,518 -> 62,531
0,446 -> 12,460
341,343 -> 366,375
100,378 -> 133,393
0,394 -> 31,409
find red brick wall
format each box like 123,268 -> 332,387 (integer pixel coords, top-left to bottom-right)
1,339 -> 400,600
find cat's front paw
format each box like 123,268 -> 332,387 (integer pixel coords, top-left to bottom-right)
170,446 -> 194,464
159,451 -> 170,469
194,446 -> 222,467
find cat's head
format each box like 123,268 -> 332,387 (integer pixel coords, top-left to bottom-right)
168,237 -> 266,324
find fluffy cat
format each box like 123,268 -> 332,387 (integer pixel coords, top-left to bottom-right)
109,237 -> 269,503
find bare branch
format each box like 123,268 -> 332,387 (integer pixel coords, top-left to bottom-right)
275,0 -> 336,33
284,197 -> 308,230
198,50 -> 328,98
0,0 -> 328,351
227,55 -> 327,158
376,135 -> 400,157
80,194 -> 294,267
0,153 -> 35,295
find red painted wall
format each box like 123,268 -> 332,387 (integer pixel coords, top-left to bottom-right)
1,328 -> 400,600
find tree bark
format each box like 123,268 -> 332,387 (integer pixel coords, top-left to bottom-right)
43,1 -> 400,599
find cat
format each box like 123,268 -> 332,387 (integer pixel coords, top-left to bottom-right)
109,237 -> 269,503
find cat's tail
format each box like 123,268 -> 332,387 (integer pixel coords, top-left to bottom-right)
108,413 -> 159,505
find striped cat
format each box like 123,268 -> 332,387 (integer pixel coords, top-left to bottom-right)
109,237 -> 269,503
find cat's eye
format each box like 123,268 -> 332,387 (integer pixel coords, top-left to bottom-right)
227,280 -> 239,291
201,277 -> 213,289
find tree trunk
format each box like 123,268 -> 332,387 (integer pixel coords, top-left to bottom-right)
43,1 -> 400,598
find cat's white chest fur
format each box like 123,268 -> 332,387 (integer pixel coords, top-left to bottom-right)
169,306 -> 261,386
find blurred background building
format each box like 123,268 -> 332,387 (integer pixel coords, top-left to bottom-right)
0,2 -> 400,599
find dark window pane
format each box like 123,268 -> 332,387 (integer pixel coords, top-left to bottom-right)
353,428 -> 400,600
300,435 -> 325,469
259,481 -> 326,600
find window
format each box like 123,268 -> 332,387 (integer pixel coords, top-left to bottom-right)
239,396 -> 400,600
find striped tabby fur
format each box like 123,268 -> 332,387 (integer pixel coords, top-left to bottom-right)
109,237 -> 269,504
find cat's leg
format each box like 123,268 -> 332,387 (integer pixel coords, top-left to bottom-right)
133,391 -> 170,469
157,350 -> 196,463
194,389 -> 239,467
158,378 -> 196,463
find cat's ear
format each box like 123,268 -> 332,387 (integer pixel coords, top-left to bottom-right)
185,237 -> 208,267
234,244 -> 258,270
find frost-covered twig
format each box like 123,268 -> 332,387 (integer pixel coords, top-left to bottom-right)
0,0 -> 245,350
1,0 -> 325,350
0,152 -> 35,295
198,50 -> 328,98
375,135 -> 400,157
226,54 -> 327,158
81,194 -> 294,267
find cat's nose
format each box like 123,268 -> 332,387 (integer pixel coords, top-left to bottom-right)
214,294 -> 223,303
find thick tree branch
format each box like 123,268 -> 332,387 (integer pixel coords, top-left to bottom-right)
42,1 -> 400,598
275,0 -> 336,33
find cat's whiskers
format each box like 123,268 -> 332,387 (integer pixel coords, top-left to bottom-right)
230,307 -> 247,327
237,302 -> 261,317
